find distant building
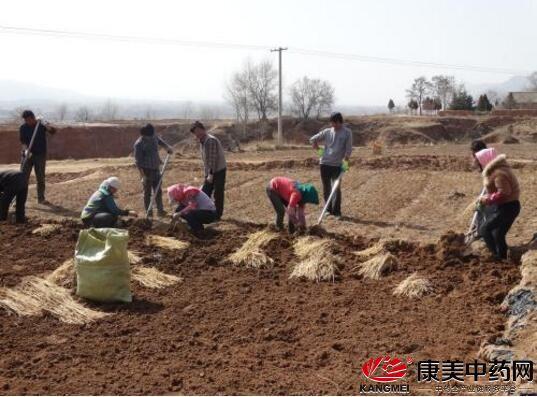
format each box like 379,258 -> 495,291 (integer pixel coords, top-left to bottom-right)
509,91 -> 537,109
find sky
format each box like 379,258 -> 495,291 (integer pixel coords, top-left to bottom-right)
0,0 -> 536,107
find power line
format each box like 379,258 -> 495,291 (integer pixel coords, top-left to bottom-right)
0,24 -> 531,75
289,48 -> 531,75
0,25 -> 271,51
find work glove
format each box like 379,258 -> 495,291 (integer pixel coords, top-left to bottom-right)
341,160 -> 349,172
317,147 -> 325,157
206,174 -> 214,184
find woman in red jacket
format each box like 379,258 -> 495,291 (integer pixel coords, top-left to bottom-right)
266,176 -> 319,232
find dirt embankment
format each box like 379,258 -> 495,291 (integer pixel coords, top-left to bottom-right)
2,114 -> 536,164
0,219 -> 522,395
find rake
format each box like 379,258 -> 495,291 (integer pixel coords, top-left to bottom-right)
145,152 -> 171,219
464,188 -> 486,246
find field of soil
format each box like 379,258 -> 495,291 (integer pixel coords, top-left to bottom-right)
1,135 -> 537,394
0,219 -> 520,395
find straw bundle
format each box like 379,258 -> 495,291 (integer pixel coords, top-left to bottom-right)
46,259 -> 74,287
290,237 -> 340,282
32,224 -> 61,237
355,253 -> 398,280
393,272 -> 432,298
228,230 -> 278,269
0,276 -> 107,324
146,235 -> 190,251
132,266 -> 183,289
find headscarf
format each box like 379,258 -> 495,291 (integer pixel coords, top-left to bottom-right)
167,184 -> 200,204
296,183 -> 319,205
475,148 -> 498,170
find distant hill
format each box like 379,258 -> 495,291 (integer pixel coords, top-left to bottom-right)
468,75 -> 531,97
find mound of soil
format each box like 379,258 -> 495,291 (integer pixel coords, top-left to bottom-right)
0,220 -> 520,394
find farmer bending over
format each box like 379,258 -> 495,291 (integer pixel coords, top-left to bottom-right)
309,111 -> 352,218
167,184 -> 217,236
81,177 -> 136,228
0,170 -> 28,223
474,148 -> 520,260
266,176 -> 319,233
133,123 -> 173,218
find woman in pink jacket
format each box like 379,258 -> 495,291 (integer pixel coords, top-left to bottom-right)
266,177 -> 319,233
167,184 -> 217,235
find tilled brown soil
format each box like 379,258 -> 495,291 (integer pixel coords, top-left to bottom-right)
0,220 -> 520,395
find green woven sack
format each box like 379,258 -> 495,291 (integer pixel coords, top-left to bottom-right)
75,228 -> 132,303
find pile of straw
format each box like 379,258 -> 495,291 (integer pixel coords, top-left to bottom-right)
132,267 -> 182,289
289,237 -> 339,282
393,272 -> 432,298
228,230 -> 278,269
355,253 -> 398,280
46,259 -> 74,287
0,276 -> 107,324
32,224 -> 61,237
146,235 -> 190,251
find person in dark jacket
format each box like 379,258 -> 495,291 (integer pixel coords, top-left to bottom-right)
0,170 -> 28,223
19,110 -> 56,204
81,177 -> 135,228
133,123 -> 173,218
190,121 -> 227,220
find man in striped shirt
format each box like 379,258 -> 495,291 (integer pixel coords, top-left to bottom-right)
190,121 -> 227,220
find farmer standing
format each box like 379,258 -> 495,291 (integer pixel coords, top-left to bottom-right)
133,123 -> 173,218
474,148 -> 520,260
266,176 -> 319,233
309,112 -> 352,218
190,121 -> 227,220
19,110 -> 56,204
0,170 -> 28,223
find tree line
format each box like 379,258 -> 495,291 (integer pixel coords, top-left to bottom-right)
225,58 -> 335,127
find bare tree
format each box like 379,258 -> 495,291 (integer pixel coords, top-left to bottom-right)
431,75 -> 455,110
225,70 -> 250,136
100,100 -> 119,121
289,76 -> 335,120
485,90 -> 500,107
244,59 -> 277,120
199,104 -> 221,120
528,71 -> 537,90
8,107 -> 26,122
55,103 -> 68,121
407,76 -> 433,116
315,80 -> 335,119
181,101 -> 194,120
75,106 -> 92,122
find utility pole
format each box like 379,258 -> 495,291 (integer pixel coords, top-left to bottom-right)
271,47 -> 287,146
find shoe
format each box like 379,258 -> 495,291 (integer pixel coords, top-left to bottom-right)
157,210 -> 168,218
38,199 -> 50,205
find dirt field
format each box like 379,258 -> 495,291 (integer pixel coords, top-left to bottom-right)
1,143 -> 536,394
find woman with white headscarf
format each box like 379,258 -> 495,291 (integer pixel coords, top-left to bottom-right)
81,177 -> 135,228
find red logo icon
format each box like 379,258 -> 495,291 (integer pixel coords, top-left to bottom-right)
361,356 -> 412,383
